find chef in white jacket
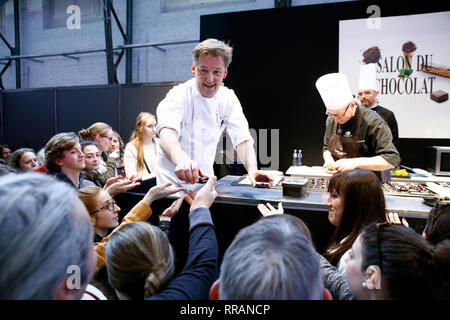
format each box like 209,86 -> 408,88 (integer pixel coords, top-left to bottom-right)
156,38 -> 273,188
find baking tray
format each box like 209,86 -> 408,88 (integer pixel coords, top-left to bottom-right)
382,182 -> 437,198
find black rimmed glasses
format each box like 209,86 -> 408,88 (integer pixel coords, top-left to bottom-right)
89,199 -> 117,215
326,104 -> 350,118
101,134 -> 113,141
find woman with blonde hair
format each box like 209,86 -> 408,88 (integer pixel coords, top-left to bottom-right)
124,112 -> 160,180
79,122 -> 114,155
79,182 -> 184,272
105,177 -> 219,300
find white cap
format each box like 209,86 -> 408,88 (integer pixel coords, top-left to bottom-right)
315,73 -> 354,110
358,63 -> 378,91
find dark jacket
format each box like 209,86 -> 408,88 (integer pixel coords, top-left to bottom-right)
372,105 -> 399,150
51,172 -> 95,189
149,207 -> 219,300
323,105 -> 401,167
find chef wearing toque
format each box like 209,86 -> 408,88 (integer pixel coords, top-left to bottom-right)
155,39 -> 273,188
316,73 -> 400,174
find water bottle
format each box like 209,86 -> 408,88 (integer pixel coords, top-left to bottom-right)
292,149 -> 298,166
297,149 -> 302,166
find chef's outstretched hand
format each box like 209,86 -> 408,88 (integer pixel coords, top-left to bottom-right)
248,170 -> 274,188
175,157 -> 208,184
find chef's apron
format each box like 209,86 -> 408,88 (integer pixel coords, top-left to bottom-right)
327,110 -> 390,182
327,109 -> 363,160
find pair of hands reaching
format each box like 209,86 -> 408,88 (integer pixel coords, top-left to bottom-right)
140,176 -> 218,220
104,175 -> 142,197
385,212 -> 409,227
323,158 -> 358,174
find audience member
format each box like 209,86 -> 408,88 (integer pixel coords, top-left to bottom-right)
105,177 -> 219,300
256,201 -> 353,300
80,140 -> 116,187
79,183 -> 183,243
322,169 -> 386,270
33,147 -> 49,174
110,130 -> 125,177
124,112 -> 160,180
36,147 -> 46,167
386,199 -> 450,246
213,214 -> 332,300
79,122 -> 118,177
0,173 -> 96,299
45,132 -> 95,189
423,199 -> 450,245
0,163 -> 17,176
8,148 -> 38,172
345,223 -> 450,300
0,144 -> 13,164
79,122 -> 113,156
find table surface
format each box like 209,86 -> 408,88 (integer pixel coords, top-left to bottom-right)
286,166 -> 450,183
215,175 -> 432,218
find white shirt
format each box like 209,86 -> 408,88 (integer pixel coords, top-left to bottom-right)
123,138 -> 160,180
156,78 -> 253,186
81,284 -> 108,300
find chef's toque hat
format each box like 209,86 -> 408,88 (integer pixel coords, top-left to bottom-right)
358,63 -> 378,91
315,73 -> 354,110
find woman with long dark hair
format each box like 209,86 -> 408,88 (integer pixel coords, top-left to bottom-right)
322,169 -> 386,269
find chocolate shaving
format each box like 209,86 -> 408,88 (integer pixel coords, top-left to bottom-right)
363,46 -> 381,64
402,41 -> 417,53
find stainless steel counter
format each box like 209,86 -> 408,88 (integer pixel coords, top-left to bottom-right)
215,175 -> 432,218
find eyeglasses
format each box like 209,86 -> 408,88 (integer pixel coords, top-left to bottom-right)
89,199 -> 117,215
375,222 -> 389,272
101,135 -> 113,141
326,104 -> 350,118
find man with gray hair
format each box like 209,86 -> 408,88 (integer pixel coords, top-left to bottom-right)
0,173 -> 97,299
156,38 -> 272,189
210,215 -> 332,300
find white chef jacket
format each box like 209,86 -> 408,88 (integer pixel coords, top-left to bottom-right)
156,78 -> 254,187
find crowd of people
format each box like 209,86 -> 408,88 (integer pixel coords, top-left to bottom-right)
0,38 -> 449,301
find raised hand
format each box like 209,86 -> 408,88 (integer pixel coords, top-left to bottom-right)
143,182 -> 185,205
257,202 -> 284,217
189,176 -> 217,211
